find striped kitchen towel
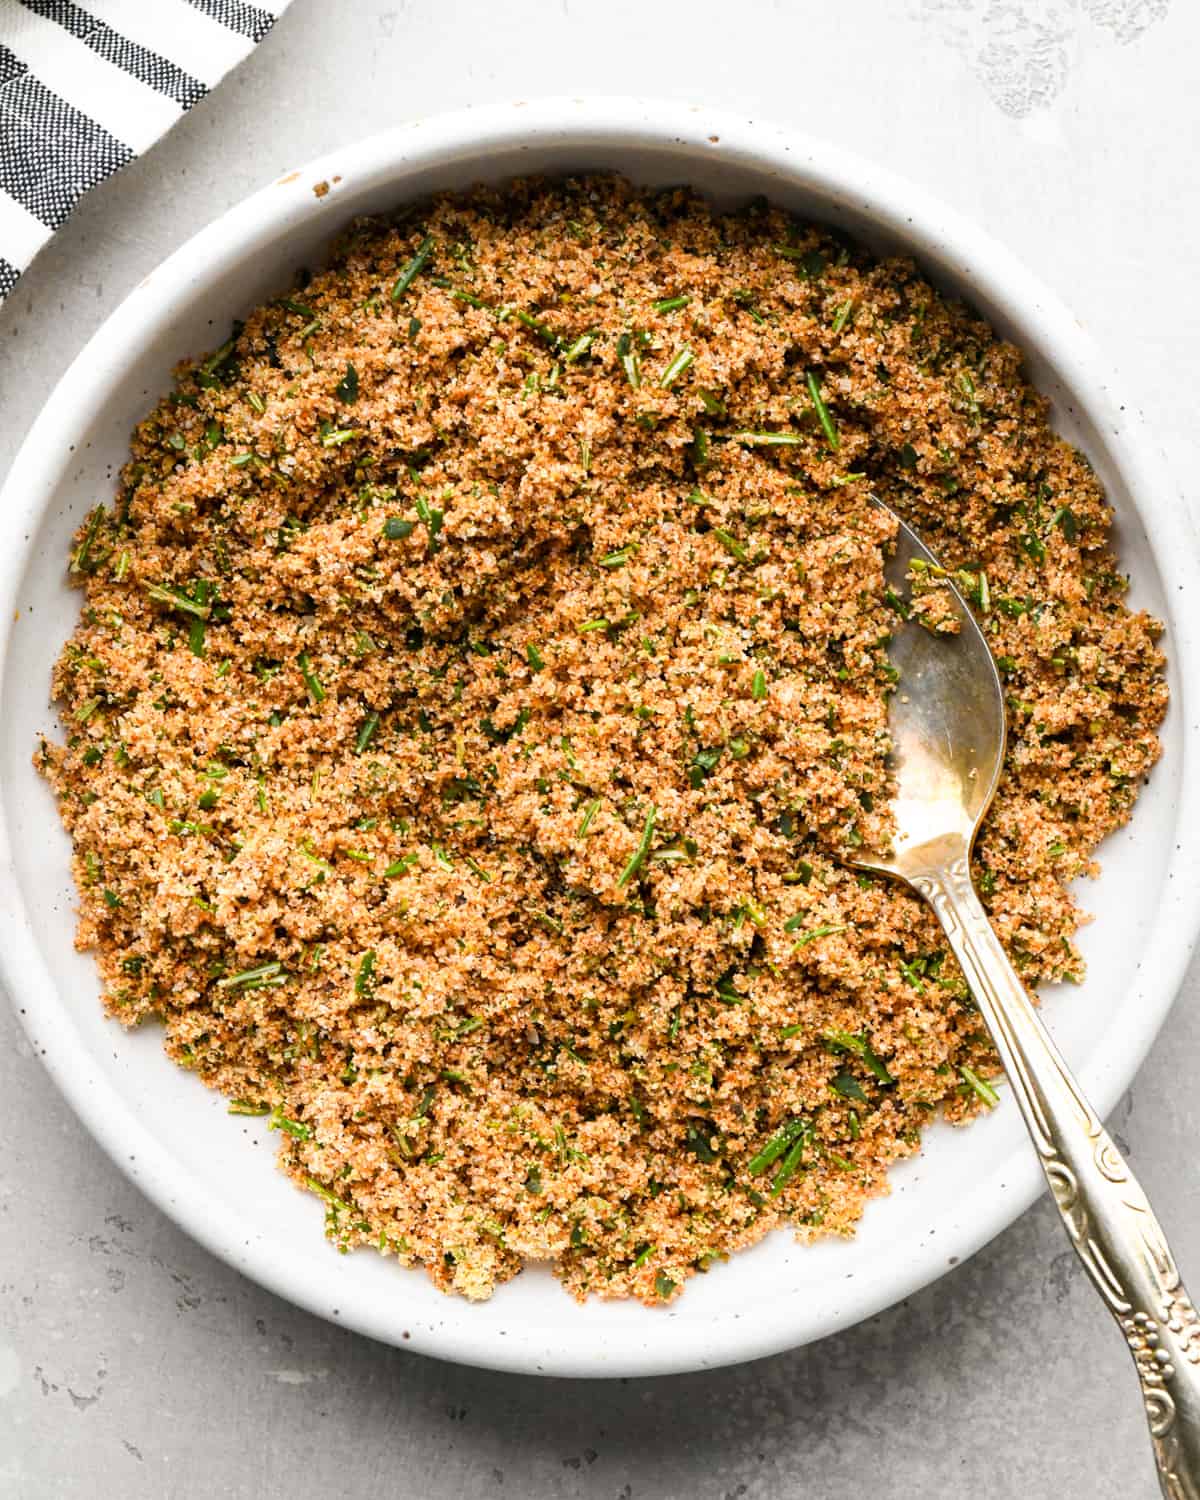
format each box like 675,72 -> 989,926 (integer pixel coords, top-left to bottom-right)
0,0 -> 292,305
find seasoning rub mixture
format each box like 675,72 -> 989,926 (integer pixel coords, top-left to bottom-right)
41,178 -> 1165,1303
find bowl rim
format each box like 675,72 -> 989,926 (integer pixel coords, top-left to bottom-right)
2,95 -> 1198,1379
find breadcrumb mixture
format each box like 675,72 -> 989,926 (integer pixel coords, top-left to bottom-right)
39,177 -> 1166,1304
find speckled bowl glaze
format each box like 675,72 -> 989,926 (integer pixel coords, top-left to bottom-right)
2,98 -> 1197,1378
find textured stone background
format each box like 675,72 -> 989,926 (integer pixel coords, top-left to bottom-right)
2,2 -> 1199,1495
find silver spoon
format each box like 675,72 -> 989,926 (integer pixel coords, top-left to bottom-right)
857,505 -> 1200,1498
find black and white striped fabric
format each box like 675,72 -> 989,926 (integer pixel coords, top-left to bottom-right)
0,0 -> 292,304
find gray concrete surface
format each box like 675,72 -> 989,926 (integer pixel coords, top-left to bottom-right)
3,2 -> 1200,1495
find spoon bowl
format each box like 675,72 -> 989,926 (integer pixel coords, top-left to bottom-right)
857,507 -> 1006,875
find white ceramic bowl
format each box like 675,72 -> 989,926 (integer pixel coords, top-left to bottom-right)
2,98 -> 1198,1379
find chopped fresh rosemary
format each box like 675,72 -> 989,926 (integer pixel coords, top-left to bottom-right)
824,1028 -> 894,1084
805,370 -> 839,450
659,347 -> 694,389
616,331 -> 642,388
391,235 -> 435,300
747,1117 -> 809,1175
792,923 -> 848,949
728,430 -> 803,447
577,798 -> 601,837
562,331 -> 595,363
145,582 -> 211,620
617,806 -> 657,887
297,652 -> 326,704
355,949 -> 377,995
959,1064 -> 999,1108
354,711 -> 381,754
217,960 -> 287,991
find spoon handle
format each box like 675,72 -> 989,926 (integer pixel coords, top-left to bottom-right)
914,850 -> 1200,1500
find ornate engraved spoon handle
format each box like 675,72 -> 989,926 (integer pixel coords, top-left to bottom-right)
913,850 -> 1200,1499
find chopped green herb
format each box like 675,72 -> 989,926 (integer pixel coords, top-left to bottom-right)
792,923 -> 847,950
335,363 -> 359,403
217,961 -> 287,991
297,652 -> 326,704
653,294 -> 691,313
390,235 -> 435,300
577,798 -> 601,837
774,245 -> 825,278
728,430 -> 803,447
689,745 -> 723,787
383,516 -> 415,540
713,527 -> 749,563
145,581 -> 211,620
770,1135 -> 809,1196
747,1117 -> 809,1175
659,347 -> 694,389
805,370 -> 839,450
731,288 -> 764,323
683,1120 -> 720,1163
959,1064 -> 999,1108
830,1071 -> 868,1102
268,1104 -> 312,1140
355,949 -> 377,996
616,330 -> 642,388
751,668 -> 767,701
562,330 -> 596,364
617,806 -> 657,887
823,1028 -> 894,1084
305,1175 -> 348,1210
355,711 -> 381,755
70,508 -> 106,575
414,493 -> 444,546
956,370 -> 981,421
697,388 -> 726,417
431,277 -> 487,308
198,332 -> 238,385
